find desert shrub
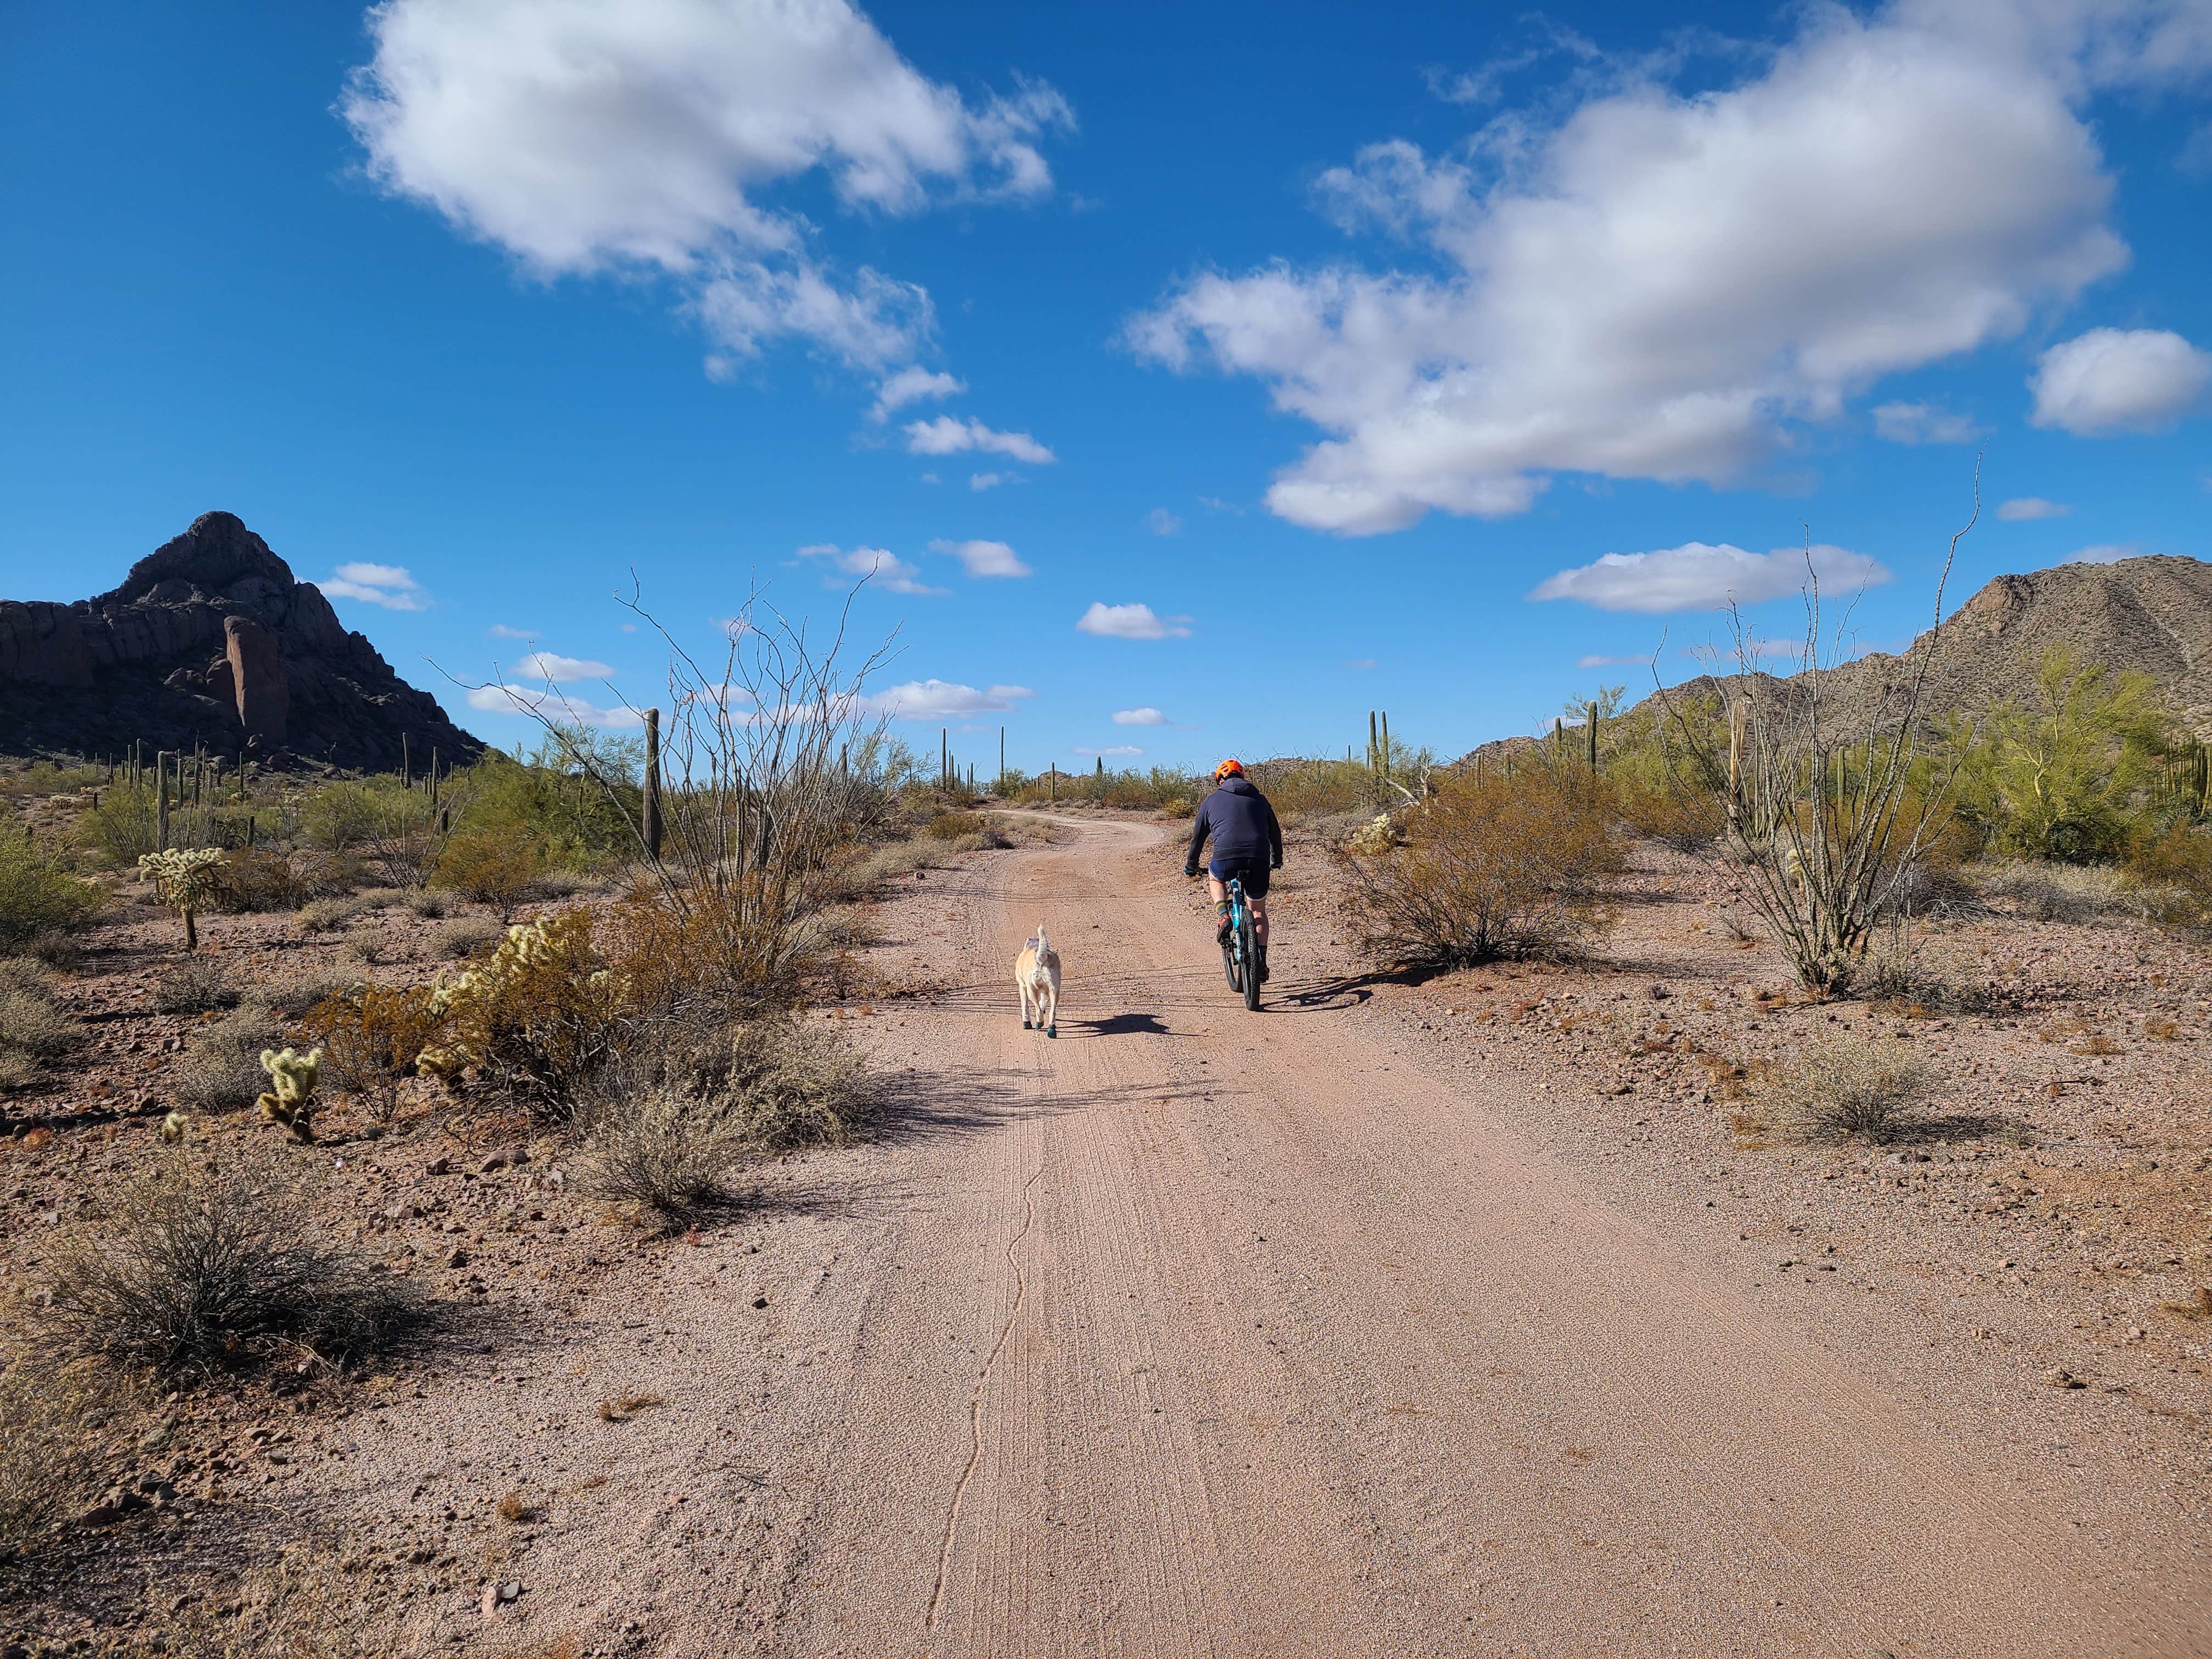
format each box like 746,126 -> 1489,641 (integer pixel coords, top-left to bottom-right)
296,895 -> 367,934
247,970 -> 359,1022
2126,822 -> 2212,930
927,810 -> 985,840
1945,647 -> 2166,862
432,915 -> 504,959
577,1088 -> 735,1220
0,959 -> 80,1088
213,847 -> 301,912
152,956 -> 237,1014
837,834 -> 941,894
533,869 -> 596,900
689,1013 -> 868,1152
303,984 -> 445,1125
1614,777 -> 1726,851
433,832 -> 543,919
0,833 -> 105,950
1765,1035 -> 1929,1139
83,782 -> 162,864
405,888 -> 450,919
173,1007 -> 286,1109
1160,795 -> 1195,819
45,1164 -> 413,1381
1333,767 -> 1623,968
1974,861 -> 2128,924
0,1346 -> 103,1562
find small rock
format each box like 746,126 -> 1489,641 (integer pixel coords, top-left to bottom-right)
445,1248 -> 468,1269
2044,1367 -> 2087,1390
481,1146 -> 530,1172
499,1581 -> 521,1602
479,1582 -> 500,1620
77,1502 -> 122,1528
426,1156 -> 451,1176
1647,983 -> 1671,1000
138,1419 -> 176,1453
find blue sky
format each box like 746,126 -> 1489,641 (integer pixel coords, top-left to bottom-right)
4,1 -> 2209,773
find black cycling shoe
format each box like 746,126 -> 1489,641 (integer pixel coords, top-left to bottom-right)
1215,917 -> 1232,945
1257,947 -> 1270,983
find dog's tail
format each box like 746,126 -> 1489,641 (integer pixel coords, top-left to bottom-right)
1035,921 -> 1050,957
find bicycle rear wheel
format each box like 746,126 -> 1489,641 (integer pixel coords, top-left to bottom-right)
1239,911 -> 1262,1010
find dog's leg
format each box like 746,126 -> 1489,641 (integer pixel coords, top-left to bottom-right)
1043,977 -> 1057,1039
1019,979 -> 1033,1029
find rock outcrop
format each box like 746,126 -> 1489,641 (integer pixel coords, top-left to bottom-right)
0,512 -> 482,770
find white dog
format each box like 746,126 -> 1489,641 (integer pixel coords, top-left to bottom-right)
1015,923 -> 1061,1038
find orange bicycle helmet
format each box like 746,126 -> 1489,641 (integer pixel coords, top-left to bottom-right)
1214,758 -> 1245,780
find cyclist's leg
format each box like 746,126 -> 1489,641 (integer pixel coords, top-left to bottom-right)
1250,891 -> 1269,947
1206,873 -> 1231,941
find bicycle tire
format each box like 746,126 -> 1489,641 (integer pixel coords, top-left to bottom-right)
1239,909 -> 1262,1010
1222,939 -> 1241,991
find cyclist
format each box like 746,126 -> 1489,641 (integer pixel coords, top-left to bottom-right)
1182,758 -> 1284,980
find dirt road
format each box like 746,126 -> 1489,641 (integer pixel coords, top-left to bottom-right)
321,814 -> 2211,1657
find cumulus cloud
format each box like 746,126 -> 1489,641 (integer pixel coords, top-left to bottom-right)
1530,541 -> 1889,613
1112,707 -> 1168,726
797,543 -> 947,595
969,472 -> 1007,491
1125,2 -> 2169,533
868,365 -> 964,422
323,562 -> 428,611
2066,541 -> 2143,563
488,623 -> 537,640
1872,402 -> 1984,444
341,0 -> 1069,373
902,415 -> 1056,463
1146,508 -> 1183,536
2029,327 -> 2212,435
467,683 -> 641,727
861,679 -> 1032,719
928,538 -> 1031,578
1076,602 -> 1192,639
1997,495 -> 2072,520
515,651 -> 614,682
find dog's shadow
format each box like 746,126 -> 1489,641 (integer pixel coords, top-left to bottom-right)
1066,1012 -> 1169,1038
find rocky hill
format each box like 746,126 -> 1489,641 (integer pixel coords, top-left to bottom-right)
1459,552 -> 2212,768
0,511 -> 483,770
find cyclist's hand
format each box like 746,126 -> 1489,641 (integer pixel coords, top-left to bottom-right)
1269,859 -> 1283,871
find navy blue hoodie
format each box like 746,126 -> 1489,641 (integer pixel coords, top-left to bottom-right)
1184,775 -> 1283,871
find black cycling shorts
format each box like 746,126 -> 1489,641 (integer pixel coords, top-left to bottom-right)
1208,856 -> 1271,899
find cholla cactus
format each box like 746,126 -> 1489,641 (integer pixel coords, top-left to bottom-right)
159,1110 -> 187,1143
137,847 -> 228,950
257,1045 -> 323,1142
1346,813 -> 1401,856
414,913 -> 624,1104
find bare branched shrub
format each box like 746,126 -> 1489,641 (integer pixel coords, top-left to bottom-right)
1767,1036 -> 1929,1139
173,1007 -> 287,1109
153,956 -> 237,1014
46,1164 -> 415,1381
433,832 -> 543,920
0,1345 -> 103,1561
693,1013 -> 869,1152
296,896 -> 367,935
1333,765 -> 1622,968
1657,485 -> 1978,994
577,1088 -> 736,1220
304,984 -> 445,1125
247,971 -> 360,1022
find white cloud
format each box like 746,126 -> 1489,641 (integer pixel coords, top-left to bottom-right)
1871,401 -> 1984,444
869,365 -> 964,422
1127,3 -> 2150,533
902,415 -> 1056,464
488,623 -> 537,640
1198,495 -> 1245,515
2029,328 -> 2212,435
515,651 -> 614,682
1577,652 -> 1658,667
2066,541 -> 2143,563
323,562 -> 428,611
342,0 -> 1069,372
1146,508 -> 1184,536
928,538 -> 1031,578
467,683 -> 642,727
969,472 -> 1007,491
1996,495 -> 2072,520
797,542 -> 947,596
1112,707 -> 1168,726
1530,541 -> 1889,613
1075,745 -> 1144,757
862,679 -> 1030,720
1076,602 -> 1192,639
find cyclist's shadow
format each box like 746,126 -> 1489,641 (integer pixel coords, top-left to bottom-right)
1065,1012 -> 1171,1038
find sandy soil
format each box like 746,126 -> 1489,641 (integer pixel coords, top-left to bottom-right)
7,811 -> 2211,1656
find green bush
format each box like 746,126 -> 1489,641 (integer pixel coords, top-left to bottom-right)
0,834 -> 105,950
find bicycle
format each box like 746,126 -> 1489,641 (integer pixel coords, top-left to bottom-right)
1219,876 -> 1263,1012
